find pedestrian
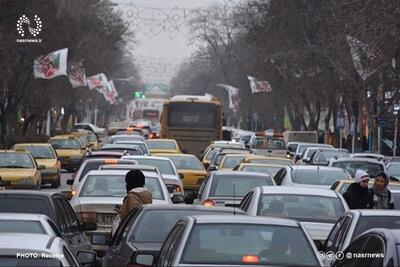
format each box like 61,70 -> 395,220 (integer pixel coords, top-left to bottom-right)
119,169 -> 153,220
369,172 -> 395,209
343,169 -> 371,209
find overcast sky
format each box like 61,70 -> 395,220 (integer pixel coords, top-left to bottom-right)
112,0 -> 237,83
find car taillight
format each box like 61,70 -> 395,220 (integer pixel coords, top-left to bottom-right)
79,212 -> 97,223
242,255 -> 259,263
202,199 -> 215,207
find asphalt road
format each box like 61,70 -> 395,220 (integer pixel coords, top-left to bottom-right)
42,171 -> 73,193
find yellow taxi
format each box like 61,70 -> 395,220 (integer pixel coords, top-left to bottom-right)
48,135 -> 85,172
71,130 -> 100,150
12,143 -> 61,188
146,139 -> 181,154
331,179 -> 400,195
0,150 -> 43,189
241,155 -> 294,166
156,153 -> 207,191
68,132 -> 90,150
218,154 -> 251,171
235,163 -> 283,176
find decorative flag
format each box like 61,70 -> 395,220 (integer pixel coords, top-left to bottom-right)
87,73 -> 108,90
217,84 -> 240,112
105,80 -> 118,104
247,76 -> 272,93
67,61 -> 87,88
33,48 -> 68,79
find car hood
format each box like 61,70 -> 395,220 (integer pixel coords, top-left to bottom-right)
300,221 -> 334,241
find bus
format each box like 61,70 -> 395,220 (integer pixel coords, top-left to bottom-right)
160,95 -> 223,157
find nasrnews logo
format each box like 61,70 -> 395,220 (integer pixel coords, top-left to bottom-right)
16,15 -> 43,43
319,251 -> 384,261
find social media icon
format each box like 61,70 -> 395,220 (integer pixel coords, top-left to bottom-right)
346,252 -> 352,259
336,251 -> 344,260
326,251 -> 335,261
318,251 -> 325,259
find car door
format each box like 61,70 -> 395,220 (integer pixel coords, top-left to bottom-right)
325,215 -> 353,254
239,191 -> 254,213
157,222 -> 186,267
274,168 -> 287,185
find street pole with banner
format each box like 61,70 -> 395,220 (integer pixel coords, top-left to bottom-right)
394,117 -> 398,157
350,116 -> 356,153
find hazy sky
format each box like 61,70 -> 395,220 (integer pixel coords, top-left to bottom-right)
113,0 -> 236,83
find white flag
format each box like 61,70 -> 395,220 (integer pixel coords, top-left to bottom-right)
87,73 -> 108,90
33,48 -> 68,79
217,84 -> 240,112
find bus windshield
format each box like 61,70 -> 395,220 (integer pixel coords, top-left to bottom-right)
168,102 -> 216,128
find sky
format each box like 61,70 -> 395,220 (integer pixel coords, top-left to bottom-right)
112,0 -> 237,83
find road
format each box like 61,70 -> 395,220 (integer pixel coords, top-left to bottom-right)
42,171 -> 73,193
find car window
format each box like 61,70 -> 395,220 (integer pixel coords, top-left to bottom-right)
197,174 -> 210,200
60,198 -> 80,233
0,197 -> 51,216
209,174 -> 273,197
251,158 -> 293,166
331,161 -> 384,177
241,165 -> 281,176
54,198 -> 68,233
78,162 -> 108,181
49,139 -> 80,149
0,153 -> 34,168
0,257 -> 63,266
133,158 -> 176,175
333,236 -> 369,267
112,208 -> 141,247
239,191 -> 254,212
0,220 -> 46,234
166,156 -> 204,170
47,219 -> 63,238
63,246 -> 78,267
147,140 -> 177,150
291,168 -> 350,185
274,169 -> 286,185
314,150 -> 350,165
158,223 -> 183,267
221,155 -> 247,168
325,215 -> 351,253
353,216 -> 400,240
14,146 -> 56,159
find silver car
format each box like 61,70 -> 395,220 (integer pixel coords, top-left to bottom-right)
193,171 -> 275,207
115,140 -> 150,155
328,157 -> 387,177
0,233 -> 96,266
108,134 -> 145,144
70,169 -> 172,252
135,215 -> 323,267
239,186 -> 349,243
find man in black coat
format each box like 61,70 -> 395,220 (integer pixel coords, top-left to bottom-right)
343,169 -> 371,209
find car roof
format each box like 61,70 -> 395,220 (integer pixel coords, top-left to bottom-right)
13,143 -> 52,147
240,163 -> 283,167
213,170 -> 270,177
86,151 -> 124,156
49,135 -> 78,140
160,153 -> 197,158
123,155 -> 173,161
290,165 -> 347,171
0,190 -> 56,197
222,153 -> 250,157
331,157 -> 383,163
146,139 -> 176,142
0,213 -> 50,220
141,204 -> 243,213
260,186 -> 339,197
102,144 -> 140,148
349,209 -> 400,217
0,234 -> 62,251
85,169 -> 158,177
187,214 -> 300,227
82,158 -> 135,163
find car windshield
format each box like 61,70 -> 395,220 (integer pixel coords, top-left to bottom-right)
146,140 -> 177,150
49,139 -> 80,149
133,210 -> 230,242
212,154 -> 226,166
241,165 -> 281,176
209,174 -> 273,197
258,194 -> 344,223
116,142 -> 148,154
0,258 -> 62,267
314,150 -> 350,164
80,175 -> 164,199
387,164 -> 400,177
221,155 -> 247,168
15,146 -> 55,159
0,153 -> 34,168
78,161 -> 128,181
165,155 -> 204,170
133,158 -> 175,175
298,144 -> 330,154
250,158 -> 293,166
181,224 -> 318,266
353,216 -> 400,240
291,168 -> 350,185
331,161 -> 384,177
0,220 -> 46,234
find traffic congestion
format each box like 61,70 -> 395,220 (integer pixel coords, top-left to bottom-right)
0,94 -> 399,267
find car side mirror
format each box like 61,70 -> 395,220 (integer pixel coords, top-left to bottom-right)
81,222 -> 97,231
171,194 -> 185,204
245,144 -> 250,149
208,165 -> 217,172
38,165 -> 46,170
91,234 -> 111,246
61,191 -> 73,200
136,253 -> 155,266
179,173 -> 184,179
203,163 -> 210,170
182,149 -> 188,154
66,179 -> 74,186
76,251 -> 96,265
232,165 -> 240,171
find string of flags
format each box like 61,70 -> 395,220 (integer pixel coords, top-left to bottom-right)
33,48 -> 119,105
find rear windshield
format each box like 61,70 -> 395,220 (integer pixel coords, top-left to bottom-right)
221,155 -> 247,169
331,161 -> 384,177
133,158 -> 175,175
0,198 -> 50,217
291,168 -> 350,185
210,174 -> 273,197
49,139 -> 80,149
146,140 -> 177,150
0,220 -> 46,234
353,216 -> 400,240
165,155 -> 204,170
15,146 -> 55,159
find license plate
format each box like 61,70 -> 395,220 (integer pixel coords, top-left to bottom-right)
101,215 -> 115,224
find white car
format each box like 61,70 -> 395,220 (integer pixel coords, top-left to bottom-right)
328,157 -> 387,177
0,213 -> 63,237
294,143 -> 333,160
273,165 -> 351,189
239,186 -> 349,243
115,140 -> 150,155
108,134 -> 145,144
387,162 -> 400,180
121,155 -> 184,195
70,169 -> 172,251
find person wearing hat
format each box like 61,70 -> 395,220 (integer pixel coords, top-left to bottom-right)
343,169 -> 371,209
369,172 -> 395,209
120,169 -> 152,220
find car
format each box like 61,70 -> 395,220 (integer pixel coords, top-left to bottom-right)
69,131 -> 91,150
308,148 -> 350,166
158,153 -> 207,193
100,144 -> 143,155
201,144 -> 246,169
323,210 -> 400,265
0,213 -> 63,237
115,140 -> 150,155
239,186 -> 348,244
273,165 -> 351,189
12,143 -> 61,188
330,228 -> 400,267
48,135 -> 85,172
0,190 -> 94,255
241,155 -> 294,166
121,155 -> 184,196
102,204 -> 244,267
351,152 -> 386,161
82,151 -> 125,161
217,153 -> 250,171
296,146 -> 324,165
331,179 -> 400,194
67,158 -> 138,196
73,122 -> 106,137
136,215 -> 322,267
387,162 -> 400,180
234,163 -> 282,176
294,143 -> 334,161
69,169 -> 172,253
0,234 -> 96,266
193,171 -> 275,206
146,139 -> 181,154
208,150 -> 252,171
329,157 -> 386,177
72,129 -> 101,150
0,150 -> 43,189
108,134 -> 145,144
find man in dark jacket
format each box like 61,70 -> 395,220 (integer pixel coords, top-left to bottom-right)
343,169 -> 371,209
